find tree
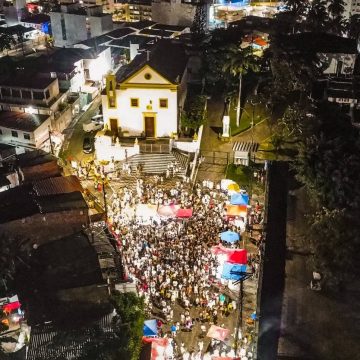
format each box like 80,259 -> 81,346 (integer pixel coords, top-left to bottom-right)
305,0 -> 329,32
0,33 -> 16,53
327,0 -> 347,34
283,0 -> 310,19
181,95 -> 207,131
191,1 -> 207,42
110,292 -> 145,360
222,46 -> 259,126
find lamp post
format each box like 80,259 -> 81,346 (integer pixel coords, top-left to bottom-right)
231,270 -> 254,356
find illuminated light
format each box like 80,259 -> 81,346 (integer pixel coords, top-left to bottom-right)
25,106 -> 36,115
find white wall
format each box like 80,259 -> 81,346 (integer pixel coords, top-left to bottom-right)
0,117 -> 51,150
103,87 -> 178,137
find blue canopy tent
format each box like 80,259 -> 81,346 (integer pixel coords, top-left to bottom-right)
143,319 -> 157,337
230,193 -> 249,206
220,230 -> 240,243
221,263 -> 247,280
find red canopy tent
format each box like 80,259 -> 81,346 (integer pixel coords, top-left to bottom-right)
211,245 -> 247,265
142,337 -> 169,360
2,301 -> 21,313
176,208 -> 193,218
206,325 -> 230,342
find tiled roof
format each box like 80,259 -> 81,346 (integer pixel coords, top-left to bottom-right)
116,39 -> 188,83
0,111 -> 49,132
32,175 -> 83,196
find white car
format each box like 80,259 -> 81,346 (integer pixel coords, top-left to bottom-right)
83,116 -> 104,132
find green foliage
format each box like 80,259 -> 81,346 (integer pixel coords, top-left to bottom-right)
310,208 -> 360,286
181,95 -> 207,130
110,292 -> 145,360
0,33 -> 16,52
191,2 -> 207,42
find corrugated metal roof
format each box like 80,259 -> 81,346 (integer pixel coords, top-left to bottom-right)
233,141 -> 259,152
27,313 -> 115,360
33,175 -> 83,196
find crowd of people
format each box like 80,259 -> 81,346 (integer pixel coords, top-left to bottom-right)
105,175 -> 265,359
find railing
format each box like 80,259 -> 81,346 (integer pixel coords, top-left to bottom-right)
139,143 -> 170,153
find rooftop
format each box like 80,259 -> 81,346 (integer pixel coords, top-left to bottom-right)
0,186 -> 87,223
32,175 -> 83,196
108,34 -> 153,48
27,312 -> 115,360
21,13 -> 50,24
116,20 -> 155,30
139,28 -> 175,37
152,23 -> 189,32
0,111 -> 49,132
0,73 -> 56,89
16,149 -> 57,168
116,39 -> 188,83
0,24 -> 35,35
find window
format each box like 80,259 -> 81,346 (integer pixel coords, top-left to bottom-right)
11,131 -> 18,138
45,90 -> 50,99
144,73 -> 152,80
0,129 -> 2,135
33,91 -> 44,100
61,14 -> 67,41
2,88 -> 11,97
159,98 -> 168,108
109,97 -> 116,108
130,98 -> 139,107
22,90 -> 31,99
24,133 -> 30,140
11,89 -> 20,98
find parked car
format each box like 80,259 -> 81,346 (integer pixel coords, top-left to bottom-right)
83,116 -> 103,132
82,137 -> 94,154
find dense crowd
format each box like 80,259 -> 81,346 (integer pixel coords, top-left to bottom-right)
107,177 -> 263,359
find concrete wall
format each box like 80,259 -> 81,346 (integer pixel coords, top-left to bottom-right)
50,12 -> 88,47
0,209 -> 89,250
0,116 -> 51,150
151,0 -> 206,26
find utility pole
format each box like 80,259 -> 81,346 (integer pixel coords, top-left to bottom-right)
232,270 -> 253,356
48,126 -> 54,155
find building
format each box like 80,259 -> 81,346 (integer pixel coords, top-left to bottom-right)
0,71 -> 78,152
20,13 -> 51,34
0,183 -> 88,248
151,0 -> 209,27
113,0 -> 152,22
97,39 -> 189,160
0,111 -> 51,151
50,4 -> 113,47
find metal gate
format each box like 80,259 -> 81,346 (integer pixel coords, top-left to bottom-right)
200,150 -> 233,165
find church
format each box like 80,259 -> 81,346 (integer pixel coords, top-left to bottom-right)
96,39 -> 189,161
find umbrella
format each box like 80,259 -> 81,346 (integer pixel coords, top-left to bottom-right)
143,319 -> 157,337
220,230 -> 240,243
230,193 -> 249,206
176,208 -> 193,218
206,325 -> 230,342
227,183 -> 240,192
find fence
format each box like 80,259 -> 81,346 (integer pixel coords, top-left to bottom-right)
139,143 -> 170,154
200,150 -> 233,165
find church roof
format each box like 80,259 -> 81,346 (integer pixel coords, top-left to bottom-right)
116,39 -> 188,84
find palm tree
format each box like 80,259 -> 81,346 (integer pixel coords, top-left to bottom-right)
223,45 -> 259,127
306,0 -> 329,32
327,0 -> 347,35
